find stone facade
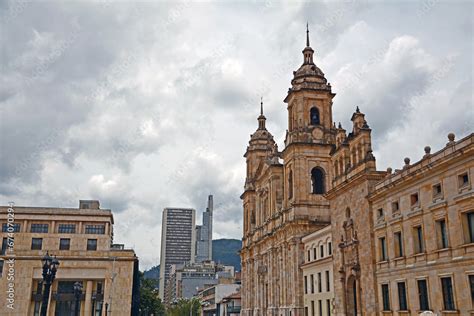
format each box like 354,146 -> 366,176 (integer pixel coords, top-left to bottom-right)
301,225 -> 334,316
240,27 -> 474,316
0,200 -> 139,316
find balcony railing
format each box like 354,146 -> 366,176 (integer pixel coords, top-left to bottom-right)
31,291 -> 43,302
227,306 -> 241,314
52,292 -> 85,301
92,291 -> 104,301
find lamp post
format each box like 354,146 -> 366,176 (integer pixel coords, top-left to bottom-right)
40,252 -> 60,316
73,281 -> 83,316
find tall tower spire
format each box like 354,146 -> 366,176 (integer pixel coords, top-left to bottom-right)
306,22 -> 310,47
258,98 -> 266,130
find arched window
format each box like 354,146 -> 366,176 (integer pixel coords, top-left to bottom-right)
310,107 -> 320,125
288,170 -> 293,199
311,167 -> 325,194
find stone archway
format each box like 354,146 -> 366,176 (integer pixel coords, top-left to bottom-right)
346,275 -> 357,316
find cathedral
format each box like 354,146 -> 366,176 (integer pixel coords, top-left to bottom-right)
241,27 -> 474,315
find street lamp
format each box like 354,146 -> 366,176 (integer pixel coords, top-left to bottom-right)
73,281 -> 83,316
40,252 -> 60,316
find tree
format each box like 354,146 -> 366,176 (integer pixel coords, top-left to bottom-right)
167,297 -> 201,316
139,271 -> 165,316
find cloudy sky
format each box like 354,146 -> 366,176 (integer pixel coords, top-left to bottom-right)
1,0 -> 472,269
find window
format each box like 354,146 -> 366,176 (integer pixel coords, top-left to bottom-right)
58,224 -> 76,234
436,219 -> 449,249
31,224 -> 49,233
304,276 -> 308,294
87,239 -> 97,251
326,270 -> 330,292
381,284 -> 390,311
379,237 -> 387,261
469,275 -> 474,307
1,238 -> 7,255
310,107 -> 320,125
377,208 -> 384,219
0,260 -> 3,277
414,226 -> 424,254
1,223 -> 20,232
305,307 -> 308,316
31,238 -> 43,250
328,242 -> 332,255
441,277 -> 455,310
320,244 -> 324,258
310,274 -> 314,294
288,170 -> 293,199
311,168 -> 325,194
458,172 -> 469,188
318,272 -> 322,293
391,201 -> 399,213
397,282 -> 408,311
410,193 -> 419,206
85,225 -> 105,234
394,232 -> 403,257
59,238 -> 70,250
326,299 -> 331,316
465,211 -> 474,244
311,301 -> 315,316
417,279 -> 430,311
433,183 -> 442,198
318,300 -> 322,316
313,248 -> 317,260
308,250 -> 311,262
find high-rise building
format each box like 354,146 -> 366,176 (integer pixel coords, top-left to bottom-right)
196,195 -> 213,263
159,207 -> 196,301
0,200 -> 139,316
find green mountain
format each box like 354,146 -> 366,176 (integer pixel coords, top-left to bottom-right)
143,239 -> 242,280
212,238 -> 242,271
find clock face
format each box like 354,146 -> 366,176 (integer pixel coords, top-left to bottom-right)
312,127 -> 323,140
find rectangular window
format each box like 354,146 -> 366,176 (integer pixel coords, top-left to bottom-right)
311,301 -> 315,316
394,231 -> 403,257
31,223 -> 49,233
458,172 -> 469,188
59,238 -> 70,250
417,279 -> 430,311
441,277 -> 455,310
437,219 -> 449,249
392,201 -> 399,213
84,224 -> 105,234
377,208 -> 384,219
304,275 -> 308,294
469,275 -> 474,307
410,193 -> 419,206
310,274 -> 314,294
326,299 -> 331,316
382,284 -> 390,311
328,242 -> 332,255
305,307 -> 308,316
397,282 -> 408,311
414,226 -> 424,253
379,237 -> 387,261
0,260 -> 4,277
313,248 -> 317,260
31,238 -> 43,250
320,245 -> 324,258
318,300 -> 322,316
308,250 -> 311,262
58,224 -> 76,234
1,223 -> 21,232
326,270 -> 330,292
466,212 -> 474,244
433,183 -> 442,198
1,238 -> 7,255
87,239 -> 97,251
318,272 -> 322,293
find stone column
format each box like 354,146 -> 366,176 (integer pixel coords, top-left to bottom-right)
84,280 -> 93,315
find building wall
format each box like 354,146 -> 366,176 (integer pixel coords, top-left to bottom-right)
0,203 -> 137,316
302,226 -> 334,316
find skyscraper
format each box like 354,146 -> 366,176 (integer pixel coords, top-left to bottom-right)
159,207 -> 196,300
195,195 -> 213,262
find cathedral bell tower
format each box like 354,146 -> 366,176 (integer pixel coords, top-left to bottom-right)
281,25 -> 336,221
